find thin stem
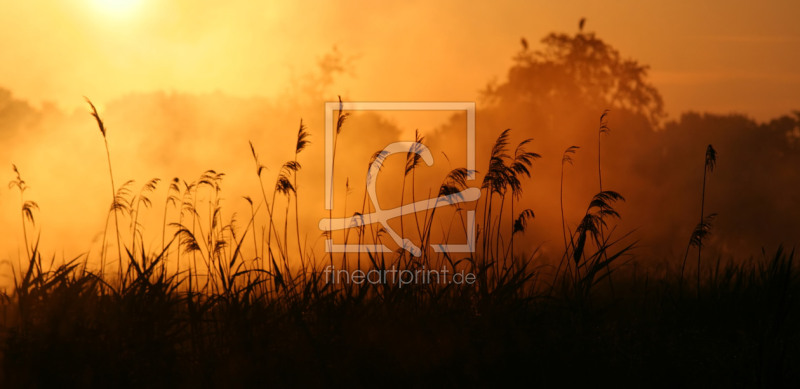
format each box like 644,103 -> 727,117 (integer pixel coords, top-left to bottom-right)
103,136 -> 123,282
560,162 -> 568,252
697,162 -> 708,294
293,149 -> 304,271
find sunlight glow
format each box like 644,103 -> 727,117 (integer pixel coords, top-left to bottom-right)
92,0 -> 140,17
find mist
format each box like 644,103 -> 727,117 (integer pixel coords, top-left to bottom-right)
2,26 -> 800,287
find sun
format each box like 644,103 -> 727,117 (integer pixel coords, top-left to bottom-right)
91,0 -> 141,16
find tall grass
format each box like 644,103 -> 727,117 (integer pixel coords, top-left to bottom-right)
293,119 -> 311,267
2,101 -> 627,306
8,165 -> 37,260
560,146 -> 579,251
86,98 -> 123,280
2,102 -> 794,387
681,144 -> 717,294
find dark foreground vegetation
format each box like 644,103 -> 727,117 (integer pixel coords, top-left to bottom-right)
1,114 -> 798,388
0,245 -> 797,388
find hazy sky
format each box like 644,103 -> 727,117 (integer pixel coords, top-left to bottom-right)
2,0 -> 800,287
1,0 -> 799,121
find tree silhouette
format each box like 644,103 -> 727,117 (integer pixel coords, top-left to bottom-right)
485,27 -> 665,128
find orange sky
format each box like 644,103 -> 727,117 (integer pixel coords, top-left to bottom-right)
2,0 -> 800,290
1,0 -> 799,122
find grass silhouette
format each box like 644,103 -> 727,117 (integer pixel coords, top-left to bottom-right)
87,98 -> 123,281
0,103 -> 798,388
681,144 -> 718,295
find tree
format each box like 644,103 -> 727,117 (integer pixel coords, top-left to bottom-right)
483,27 -> 665,128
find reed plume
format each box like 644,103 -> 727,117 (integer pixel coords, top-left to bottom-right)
560,146 -> 579,251
8,165 -> 38,259
86,98 -> 123,280
681,144 -> 717,293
